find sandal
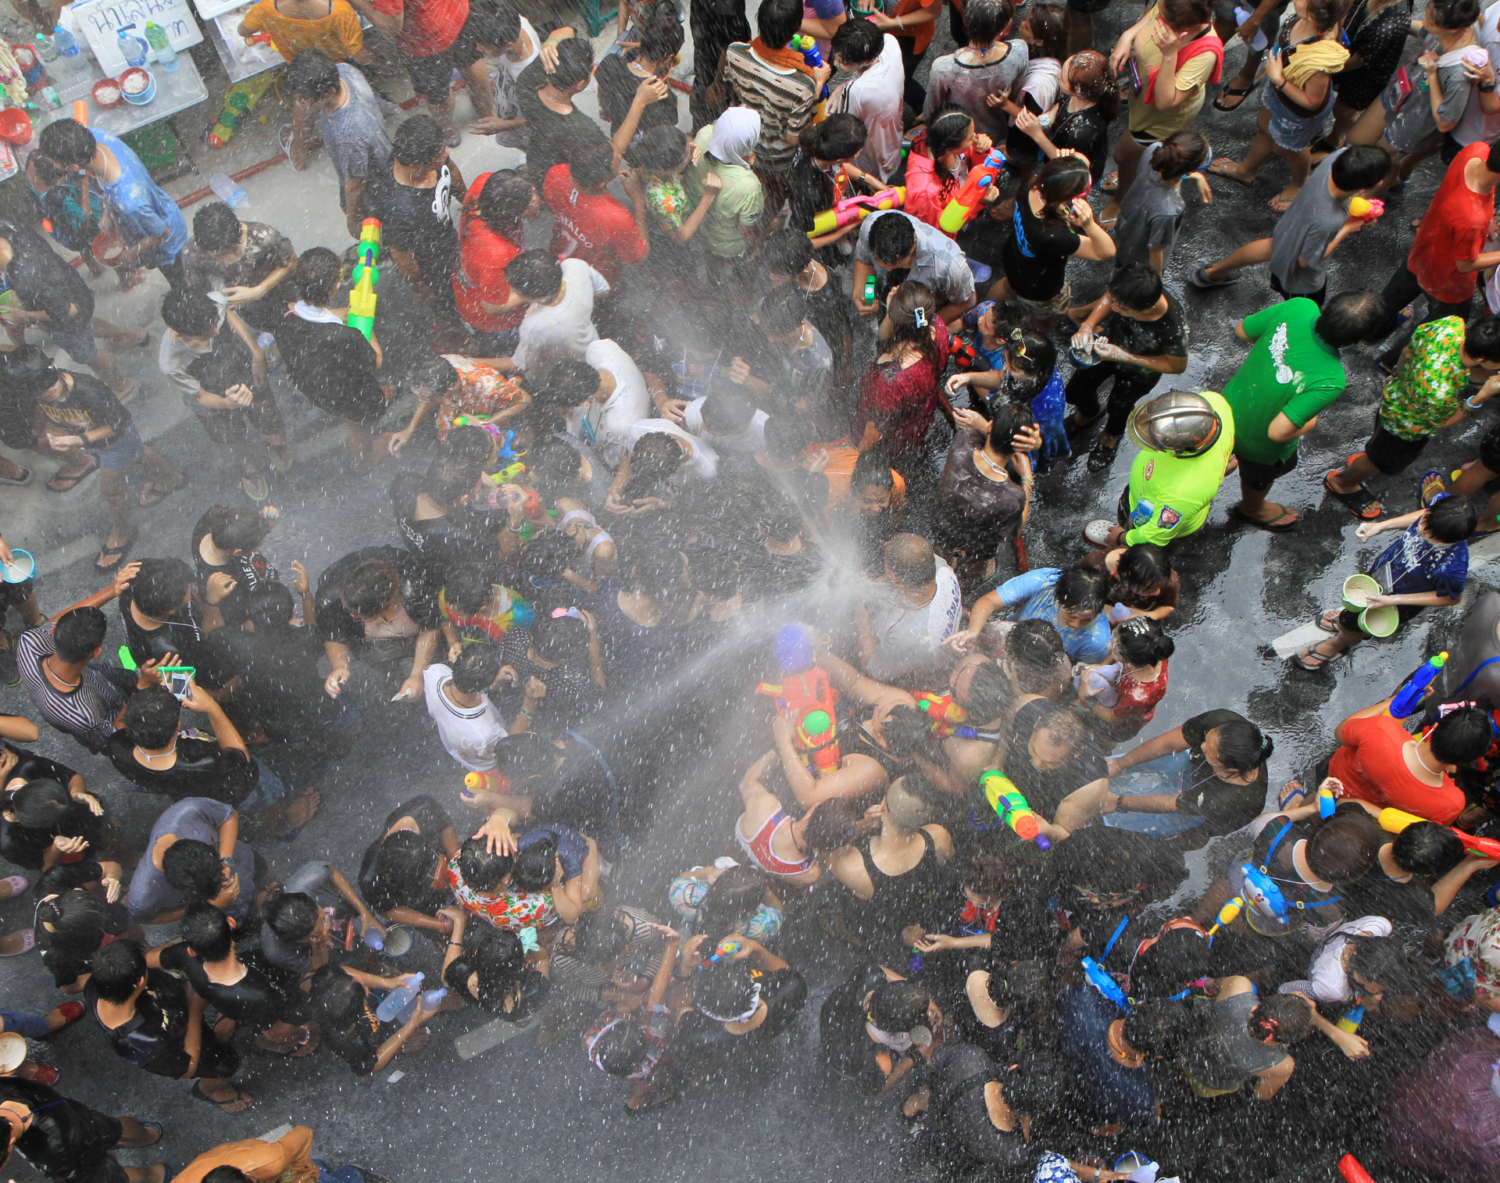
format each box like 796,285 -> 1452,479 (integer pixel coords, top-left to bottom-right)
46,454 -> 99,492
0,928 -> 35,956
1315,609 -> 1343,634
1100,173 -> 1120,194
192,1085 -> 254,1113
0,466 -> 32,487
241,471 -> 270,502
95,531 -> 137,571
1293,642 -> 1338,671
1230,503 -> 1298,531
1268,190 -> 1300,212
1212,82 -> 1257,111
1191,265 -> 1240,288
0,875 -> 28,900
1278,781 -> 1307,810
1207,159 -> 1256,186
1086,438 -> 1119,473
138,477 -> 187,508
1323,471 -> 1383,519
1420,469 -> 1447,507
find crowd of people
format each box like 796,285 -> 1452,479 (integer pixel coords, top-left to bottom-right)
4,0 -> 1500,1178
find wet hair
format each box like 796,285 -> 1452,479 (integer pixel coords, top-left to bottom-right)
1113,615 -> 1174,666
1115,543 -> 1173,591
531,611 -> 590,663
886,281 -> 942,377
192,202 -> 242,253
162,839 -> 231,906
549,36 -> 595,89
1249,993 -> 1314,1043
392,114 -> 446,168
506,251 -> 564,301
442,566 -> 494,616
526,353 -> 601,411
1423,494 -> 1479,544
293,247 -> 342,306
1031,155 -> 1090,224
800,111 -> 869,165
869,980 -> 929,1032
1429,704 -> 1493,764
365,830 -> 442,911
494,732 -> 563,781
1210,718 -> 1272,772
245,582 -> 296,633
488,4 -> 522,45
1425,0 -> 1480,31
868,212 -> 917,266
519,530 -> 576,584
202,505 -> 273,554
698,866 -> 769,939
342,559 -> 400,617
926,105 -> 977,182
1315,291 -> 1388,349
264,888 -> 321,944
310,963 -> 368,1028
570,140 -> 617,189
636,11 -> 685,61
182,903 -> 235,962
758,284 -> 807,339
284,48 -> 342,102
420,454 -> 481,508
1055,565 -> 1107,613
852,449 -> 895,492
445,426 -> 497,468
1033,703 -> 1087,752
1000,325 -> 1058,389
756,0 -> 803,48
524,439 -> 588,498
885,532 -> 937,587
1466,314 -> 1500,363
513,836 -> 558,891
1023,1 -> 1067,60
161,288 -> 221,338
36,889 -> 111,947
1345,935 -> 1424,994
699,391 -> 756,436
8,779 -> 71,828
457,836 -> 515,892
1006,618 -> 1066,678
1304,0 -> 1341,30
1160,0 -> 1213,29
122,687 -> 183,750
591,1020 -> 647,1075
1391,820 -> 1465,877
1150,130 -> 1209,181
54,607 -> 107,663
1305,814 -> 1379,883
693,960 -> 760,1020
202,1170 -> 255,1183
37,118 -> 97,167
1330,145 -> 1391,192
964,661 -> 1015,722
987,403 -> 1035,457
468,169 -> 536,237
1107,262 -> 1165,314
801,797 -> 867,851
762,228 -> 814,278
89,939 -> 147,1003
964,0 -> 1015,45
1066,50 -> 1121,116
831,16 -> 884,64
625,124 -> 689,172
132,558 -> 194,619
568,909 -> 631,965
986,958 -> 1052,1008
883,704 -> 936,755
452,643 -> 504,694
622,431 -> 687,501
1129,926 -> 1210,999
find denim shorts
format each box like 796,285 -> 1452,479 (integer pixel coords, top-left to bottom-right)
84,423 -> 144,471
1263,84 -> 1333,152
48,322 -> 99,365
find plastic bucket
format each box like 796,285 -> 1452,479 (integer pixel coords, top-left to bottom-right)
91,78 -> 123,109
119,68 -> 155,105
91,229 -> 126,264
1359,603 -> 1399,637
1342,574 -> 1380,612
381,925 -> 414,958
0,108 -> 31,145
0,1032 -> 25,1073
1,548 -> 35,583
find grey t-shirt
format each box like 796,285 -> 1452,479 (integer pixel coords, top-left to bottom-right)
1180,990 -> 1287,1091
1383,38 -> 1472,155
126,797 -> 256,922
1111,142 -> 1185,272
1269,149 -> 1348,294
922,42 -> 1030,143
260,860 -> 350,973
854,212 -> 976,308
1432,589 -> 1500,714
319,63 -> 393,190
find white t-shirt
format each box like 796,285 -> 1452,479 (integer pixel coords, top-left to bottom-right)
424,664 -> 507,772
681,397 -> 769,453
511,258 -> 610,370
1277,916 -> 1393,1004
567,338 -> 650,466
839,35 -> 905,183
864,558 -> 962,681
497,16 -> 540,84
624,418 -> 719,481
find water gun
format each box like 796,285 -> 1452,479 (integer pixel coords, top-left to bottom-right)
789,34 -> 829,101
455,419 -> 528,483
939,147 -> 1006,235
1347,196 -> 1386,222
756,625 -> 842,777
462,770 -> 508,797
862,273 -> 877,307
1081,956 -> 1129,1008
1317,783 -> 1337,818
1206,895 -> 1244,940
979,771 -> 1049,848
1389,651 -> 1447,718
1338,1155 -> 1378,1183
1376,806 -> 1500,861
1336,1003 -> 1364,1033
207,72 -> 275,148
915,691 -> 967,737
809,187 -> 906,238
346,219 -> 381,341
702,938 -> 742,967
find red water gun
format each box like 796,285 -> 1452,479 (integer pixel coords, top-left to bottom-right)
758,667 -> 842,776
939,148 -> 1006,235
1338,1154 -> 1378,1183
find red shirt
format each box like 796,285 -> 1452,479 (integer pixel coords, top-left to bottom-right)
1409,142 -> 1495,304
542,164 -> 648,291
452,173 -> 526,333
371,0 -> 466,57
1112,661 -> 1169,731
855,318 -> 952,457
1328,713 -> 1466,825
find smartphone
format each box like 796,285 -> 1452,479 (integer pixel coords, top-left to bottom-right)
1127,58 -> 1142,92
158,665 -> 195,701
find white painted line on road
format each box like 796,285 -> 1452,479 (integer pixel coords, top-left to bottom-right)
453,1016 -> 537,1060
386,1070 -> 405,1083
254,1124 -> 294,1144
1270,621 -> 1329,659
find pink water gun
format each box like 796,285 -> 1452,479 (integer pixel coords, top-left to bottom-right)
808,187 -> 906,237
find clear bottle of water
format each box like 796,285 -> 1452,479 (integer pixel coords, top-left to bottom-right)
52,25 -> 78,56
33,32 -> 58,62
144,22 -> 177,71
117,26 -> 148,69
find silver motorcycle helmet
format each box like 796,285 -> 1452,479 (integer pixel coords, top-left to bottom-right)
1126,391 -> 1223,458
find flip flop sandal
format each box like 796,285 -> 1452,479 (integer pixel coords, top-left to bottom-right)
1323,471 -> 1383,519
95,532 -> 136,571
241,471 -> 271,502
0,466 -> 31,487
1420,469 -> 1447,507
1315,609 -> 1343,633
1191,265 -> 1239,287
119,1122 -> 164,1148
46,455 -> 99,492
1278,782 -> 1307,810
1230,504 -> 1298,531
138,478 -> 187,508
193,1086 -> 254,1112
1100,173 -> 1120,194
1293,645 -> 1337,671
0,928 -> 35,956
1373,356 -> 1397,379
1212,83 -> 1257,111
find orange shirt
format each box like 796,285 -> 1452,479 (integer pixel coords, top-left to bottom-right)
240,0 -> 364,62
892,0 -> 943,56
806,440 -> 907,514
174,1128 -> 317,1183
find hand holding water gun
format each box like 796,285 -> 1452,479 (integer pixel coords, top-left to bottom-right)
757,625 -> 842,777
915,691 -> 968,737
979,770 -> 1049,848
345,219 -> 381,341
808,187 -> 907,237
1389,651 -> 1446,718
790,34 -> 830,98
1376,806 -> 1500,861
939,148 -> 1006,235
1347,196 -> 1386,222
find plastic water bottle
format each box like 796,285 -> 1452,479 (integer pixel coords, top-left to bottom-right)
144,22 -> 177,71
397,985 -> 446,1024
360,918 -> 383,951
53,25 -> 78,56
117,25 -> 148,68
34,33 -> 58,63
208,173 -> 248,208
1336,1003 -> 1365,1033
374,972 -> 423,1022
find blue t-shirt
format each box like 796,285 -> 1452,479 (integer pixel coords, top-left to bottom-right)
92,128 -> 188,268
518,822 -> 590,882
996,568 -> 1111,663
1369,522 -> 1469,621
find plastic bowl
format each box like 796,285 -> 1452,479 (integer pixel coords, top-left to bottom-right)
381,925 -> 414,958
119,68 -> 155,106
1359,603 -> 1399,638
91,229 -> 126,264
92,78 -> 123,109
0,107 -> 31,145
0,1032 -> 25,1074
1342,573 -> 1381,612
1,548 -> 35,584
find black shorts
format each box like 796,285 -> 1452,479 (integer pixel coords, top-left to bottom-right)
1477,420 -> 1500,477
1269,270 -> 1325,306
403,10 -> 487,104
190,385 -> 285,447
1364,413 -> 1429,477
1068,0 -> 1112,13
1236,448 -> 1298,490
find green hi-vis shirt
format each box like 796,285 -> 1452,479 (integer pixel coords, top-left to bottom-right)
1125,390 -> 1235,547
1221,299 -> 1346,466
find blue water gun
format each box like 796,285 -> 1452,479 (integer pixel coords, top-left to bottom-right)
1389,651 -> 1448,719
790,34 -> 830,99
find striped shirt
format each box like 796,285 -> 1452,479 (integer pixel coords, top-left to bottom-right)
17,624 -> 129,752
551,906 -> 664,1004
724,43 -> 820,174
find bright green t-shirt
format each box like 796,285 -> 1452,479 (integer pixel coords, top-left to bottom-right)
1220,298 -> 1345,466
1125,390 -> 1236,546
688,125 -> 765,259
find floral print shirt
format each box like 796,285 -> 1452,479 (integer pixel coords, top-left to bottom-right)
1381,317 -> 1469,441
1445,907 -> 1500,1000
644,176 -> 689,233
448,861 -> 557,931
434,356 -> 528,443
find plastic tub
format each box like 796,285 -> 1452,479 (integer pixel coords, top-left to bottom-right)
1,548 -> 35,583
91,229 -> 126,264
1359,603 -> 1399,638
0,1032 -> 25,1074
91,78 -> 123,109
119,67 -> 155,105
1342,574 -> 1381,612
381,925 -> 414,958
0,108 -> 31,145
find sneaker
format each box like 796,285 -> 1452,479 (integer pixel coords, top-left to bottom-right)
1086,438 -> 1119,473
